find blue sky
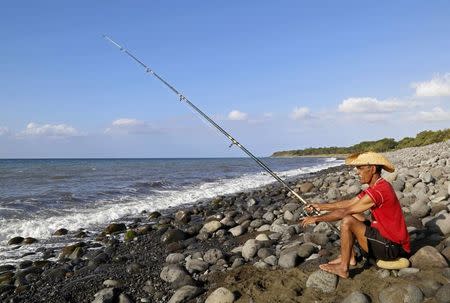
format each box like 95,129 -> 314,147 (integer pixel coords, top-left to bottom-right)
1,1 -> 450,158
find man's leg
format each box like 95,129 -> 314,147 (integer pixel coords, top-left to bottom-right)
319,215 -> 368,278
327,213 -> 366,265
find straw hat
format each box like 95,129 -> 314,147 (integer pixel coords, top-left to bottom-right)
345,151 -> 395,173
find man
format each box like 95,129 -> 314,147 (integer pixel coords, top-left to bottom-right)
300,151 -> 410,278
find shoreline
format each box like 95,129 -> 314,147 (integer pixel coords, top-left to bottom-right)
1,141 -> 449,302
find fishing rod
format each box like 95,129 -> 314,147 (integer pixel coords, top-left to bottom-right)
103,35 -> 338,232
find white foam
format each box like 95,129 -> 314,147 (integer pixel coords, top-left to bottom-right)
0,159 -> 343,262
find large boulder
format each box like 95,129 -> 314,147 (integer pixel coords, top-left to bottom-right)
104,223 -> 126,234
379,284 -> 423,303
410,246 -> 448,269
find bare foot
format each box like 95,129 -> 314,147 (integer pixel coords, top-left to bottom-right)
328,255 -> 356,266
319,263 -> 349,279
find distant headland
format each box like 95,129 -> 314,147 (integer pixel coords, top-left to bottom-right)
271,128 -> 450,158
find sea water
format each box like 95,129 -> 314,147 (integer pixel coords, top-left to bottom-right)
0,157 -> 343,264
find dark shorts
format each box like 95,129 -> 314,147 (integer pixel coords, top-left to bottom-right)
363,221 -> 406,261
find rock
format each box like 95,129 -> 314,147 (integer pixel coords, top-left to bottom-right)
299,182 -> 314,193
298,243 -> 316,258
148,211 -> 162,219
161,229 -> 188,244
18,260 -> 32,269
313,222 -> 332,234
166,253 -> 185,264
118,293 -> 133,303
418,279 -> 442,297
92,287 -> 117,303
160,264 -> 194,287
23,237 -> 38,244
441,246 -> 450,261
392,179 -> 406,192
278,251 -> 299,269
229,225 -> 244,237
103,279 -> 123,288
104,223 -> 126,234
205,287 -> 235,303
306,270 -> 338,293
436,284 -> 450,303
124,229 -> 137,241
68,246 -> 84,260
53,228 -> 69,236
242,239 -> 259,260
347,184 -> 361,195
255,234 -> 270,242
434,213 -> 450,235
60,242 -> 86,259
204,248 -> 223,264
185,258 -> 209,274
420,172 -> 434,183
201,221 -> 222,234
175,210 -> 191,224
410,246 -> 448,269
231,258 -> 244,269
283,210 -> 294,221
411,200 -> 431,218
398,268 -> 420,276
379,284 -> 423,303
264,255 -> 277,266
168,285 -> 203,303
8,236 -> 24,245
327,188 -> 340,200
341,291 -> 370,303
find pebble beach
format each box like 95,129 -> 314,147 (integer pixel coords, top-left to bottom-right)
1,140 -> 450,303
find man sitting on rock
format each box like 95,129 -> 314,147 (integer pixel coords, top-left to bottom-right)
300,152 -> 410,278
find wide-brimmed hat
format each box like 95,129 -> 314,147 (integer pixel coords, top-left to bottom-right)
345,151 -> 395,173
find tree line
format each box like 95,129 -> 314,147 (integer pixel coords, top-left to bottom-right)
271,128 -> 450,157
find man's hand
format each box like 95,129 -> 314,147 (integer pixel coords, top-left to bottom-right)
300,215 -> 318,227
305,203 -> 320,213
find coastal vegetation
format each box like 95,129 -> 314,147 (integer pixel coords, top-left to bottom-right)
271,128 -> 450,157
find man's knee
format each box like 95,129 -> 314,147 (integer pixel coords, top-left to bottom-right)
340,215 -> 355,230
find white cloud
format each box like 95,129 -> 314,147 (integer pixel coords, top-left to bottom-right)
290,107 -> 311,120
106,118 -> 160,134
21,122 -> 78,138
338,97 -> 403,113
0,127 -> 9,136
412,107 -> 450,122
112,118 -> 145,127
228,110 -> 248,121
412,73 -> 450,97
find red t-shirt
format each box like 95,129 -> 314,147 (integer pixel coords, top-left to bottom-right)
358,178 -> 410,253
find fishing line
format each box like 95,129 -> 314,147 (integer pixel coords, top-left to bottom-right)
102,35 -> 340,234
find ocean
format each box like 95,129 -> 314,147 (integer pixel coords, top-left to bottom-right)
0,157 -> 343,264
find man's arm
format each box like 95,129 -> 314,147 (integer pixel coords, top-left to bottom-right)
306,196 -> 358,212
301,195 -> 374,227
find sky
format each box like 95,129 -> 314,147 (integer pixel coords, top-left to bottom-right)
1,1 -> 450,158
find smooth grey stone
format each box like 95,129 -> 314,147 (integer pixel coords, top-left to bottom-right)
278,251 -> 299,269
166,253 -> 185,264
306,270 -> 338,293
436,284 -> 450,303
168,285 -> 203,303
341,291 -> 370,303
398,267 -> 420,276
379,284 -> 423,303
410,246 -> 448,269
205,287 -> 235,303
